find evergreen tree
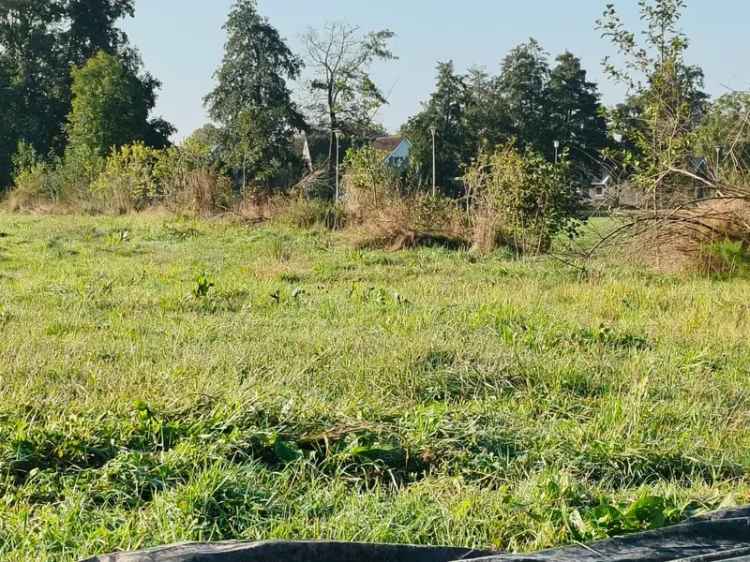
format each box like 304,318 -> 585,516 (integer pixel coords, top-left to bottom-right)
464,66 -> 513,151
497,39 -> 551,154
403,62 -> 473,193
205,0 -> 305,188
546,52 -> 609,178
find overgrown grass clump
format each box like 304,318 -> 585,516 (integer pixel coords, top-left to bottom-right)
0,214 -> 749,560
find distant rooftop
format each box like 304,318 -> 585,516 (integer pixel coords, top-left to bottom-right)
372,136 -> 404,154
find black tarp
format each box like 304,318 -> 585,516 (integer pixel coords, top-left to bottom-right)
83,506 -> 750,562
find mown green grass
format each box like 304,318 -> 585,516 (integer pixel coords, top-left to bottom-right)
0,213 -> 749,561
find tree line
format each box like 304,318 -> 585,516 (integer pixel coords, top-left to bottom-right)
2,0 -> 749,202
0,0 -> 171,187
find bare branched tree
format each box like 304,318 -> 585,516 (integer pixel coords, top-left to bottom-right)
302,22 -> 396,178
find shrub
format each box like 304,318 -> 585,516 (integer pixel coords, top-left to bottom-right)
92,143 -> 161,213
154,143 -> 233,216
348,193 -> 468,250
7,142 -> 104,211
7,143 -> 70,210
634,197 -> 750,274
7,163 -> 57,210
343,146 -> 404,222
341,146 -> 469,249
706,240 -> 750,276
279,197 -> 346,230
463,143 -> 582,254
168,169 -> 233,216
89,142 -> 232,216
59,144 -> 105,203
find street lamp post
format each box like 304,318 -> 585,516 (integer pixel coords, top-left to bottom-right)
554,140 -> 560,165
429,126 -> 437,197
334,129 -> 342,202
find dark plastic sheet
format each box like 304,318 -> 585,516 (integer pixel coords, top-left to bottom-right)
83,506 -> 750,562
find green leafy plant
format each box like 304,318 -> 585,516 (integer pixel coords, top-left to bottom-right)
705,240 -> 750,276
92,143 -> 162,212
573,495 -> 685,540
193,273 -> 215,298
464,142 -> 582,254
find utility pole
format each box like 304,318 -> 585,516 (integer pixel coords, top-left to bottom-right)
554,140 -> 560,165
430,126 -> 437,197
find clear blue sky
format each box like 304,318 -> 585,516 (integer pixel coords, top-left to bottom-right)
123,1 -> 749,140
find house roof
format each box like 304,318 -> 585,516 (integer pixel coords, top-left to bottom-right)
372,136 -> 404,154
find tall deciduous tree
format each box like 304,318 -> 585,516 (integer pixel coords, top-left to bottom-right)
696,92 -> 750,179
66,51 -> 155,156
63,0 -> 134,63
0,0 -> 170,184
205,0 -> 305,188
0,61 -> 21,187
0,1 -> 69,158
302,22 -> 396,178
598,0 -> 708,196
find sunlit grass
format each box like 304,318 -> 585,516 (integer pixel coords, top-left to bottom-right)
0,213 -> 749,561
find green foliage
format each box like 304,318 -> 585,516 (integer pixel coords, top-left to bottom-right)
0,0 -> 169,182
92,143 -> 161,211
193,273 -> 215,298
205,0 -> 304,189
277,198 -> 346,230
598,0 -> 708,196
67,51 -> 152,157
706,240 -> 750,277
464,143 -> 581,253
546,52 -> 610,178
573,495 -> 685,540
0,62 -> 20,188
304,24 -> 396,136
0,1 -> 74,162
344,145 -> 403,205
7,134 -> 233,214
63,0 -> 135,63
498,39 -> 551,153
404,43 -> 608,194
9,161 -> 62,207
695,92 -> 750,183
404,61 -> 474,194
8,142 -> 104,208
303,22 -> 396,179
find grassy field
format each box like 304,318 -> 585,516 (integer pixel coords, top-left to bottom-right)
1,212 -> 749,561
